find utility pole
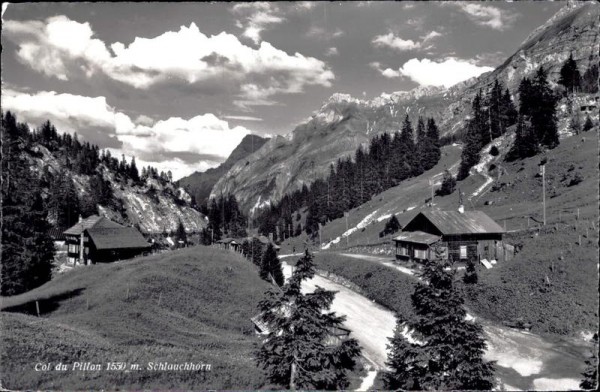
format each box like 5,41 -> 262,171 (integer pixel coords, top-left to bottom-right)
430,177 -> 434,209
345,211 -> 349,246
541,164 -> 546,225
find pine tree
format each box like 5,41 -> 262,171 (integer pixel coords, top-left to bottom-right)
1,112 -> 55,295
380,214 -> 401,237
506,115 -> 539,161
558,53 -> 581,94
532,67 -> 559,148
580,333 -> 598,390
175,219 -> 187,246
260,244 -> 285,286
425,117 -> 441,169
49,170 -> 81,230
130,156 -> 140,182
436,170 -> 457,196
384,246 -> 495,390
500,88 -> 518,129
581,64 -> 599,93
255,250 -> 361,389
400,115 -> 416,175
458,90 -> 487,180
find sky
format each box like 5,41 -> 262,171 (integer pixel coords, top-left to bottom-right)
1,1 -> 564,180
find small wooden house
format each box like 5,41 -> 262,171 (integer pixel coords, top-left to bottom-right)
394,209 -> 512,264
64,215 -> 150,265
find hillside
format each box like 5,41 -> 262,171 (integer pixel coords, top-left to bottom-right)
0,247 -> 271,390
178,134 -> 268,206
11,117 -> 207,234
281,126 -> 599,337
211,2 -> 599,213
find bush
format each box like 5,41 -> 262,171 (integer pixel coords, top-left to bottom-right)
436,170 -> 456,196
489,145 -> 499,156
379,215 -> 401,237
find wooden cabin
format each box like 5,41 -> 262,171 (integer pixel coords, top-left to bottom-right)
393,209 -> 513,264
64,215 -> 150,265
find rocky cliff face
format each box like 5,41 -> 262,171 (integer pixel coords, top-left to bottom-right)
211,2 -> 599,213
178,134 -> 268,206
28,144 -> 207,234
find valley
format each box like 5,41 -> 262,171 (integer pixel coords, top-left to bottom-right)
2,1 -> 599,391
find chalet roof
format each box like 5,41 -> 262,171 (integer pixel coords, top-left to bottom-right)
87,227 -> 150,250
413,210 -> 504,235
48,228 -> 66,241
63,215 -> 121,235
393,231 -> 441,245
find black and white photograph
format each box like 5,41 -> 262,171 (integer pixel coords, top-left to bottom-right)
0,1 -> 598,390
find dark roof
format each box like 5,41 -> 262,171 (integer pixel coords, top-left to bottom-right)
394,231 -> 441,245
87,227 -> 150,250
64,215 -> 121,235
414,210 -> 504,235
48,228 -> 66,241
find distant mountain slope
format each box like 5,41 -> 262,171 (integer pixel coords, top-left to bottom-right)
211,2 -> 599,213
178,134 -> 268,205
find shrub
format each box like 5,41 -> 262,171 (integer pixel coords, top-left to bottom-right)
379,215 -> 401,237
489,145 -> 499,156
436,170 -> 456,196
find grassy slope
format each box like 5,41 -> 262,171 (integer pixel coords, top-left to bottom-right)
0,247 -> 271,390
313,253 -> 416,319
291,129 -> 598,337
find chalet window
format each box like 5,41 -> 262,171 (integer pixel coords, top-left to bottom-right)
414,249 -> 427,260
459,245 -> 467,259
397,246 -> 408,256
68,244 -> 79,253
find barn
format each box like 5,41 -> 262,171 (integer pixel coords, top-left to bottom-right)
393,209 -> 513,264
64,215 -> 150,265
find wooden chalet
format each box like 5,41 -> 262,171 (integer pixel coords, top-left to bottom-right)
64,215 -> 150,265
216,237 -> 241,252
394,208 -> 513,264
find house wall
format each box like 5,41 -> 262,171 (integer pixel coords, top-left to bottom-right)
65,234 -> 91,265
395,241 -> 432,262
396,233 -> 507,263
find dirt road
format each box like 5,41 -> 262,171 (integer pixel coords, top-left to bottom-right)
282,262 -> 396,370
282,253 -> 590,391
331,253 -> 589,390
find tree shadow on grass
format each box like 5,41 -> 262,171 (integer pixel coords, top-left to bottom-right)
2,288 -> 85,316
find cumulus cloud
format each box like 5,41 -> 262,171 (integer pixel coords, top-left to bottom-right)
448,3 -> 518,30
326,47 -> 339,56
4,15 -> 334,103
421,30 -> 442,42
373,30 -> 441,52
372,58 -> 493,88
231,2 -> 285,44
306,26 -> 344,40
2,88 -> 253,180
373,32 -> 421,51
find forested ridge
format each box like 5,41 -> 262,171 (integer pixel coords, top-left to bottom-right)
255,115 -> 442,241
